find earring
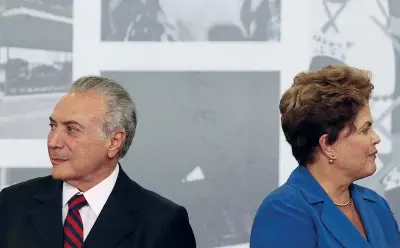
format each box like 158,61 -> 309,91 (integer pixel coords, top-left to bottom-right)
329,159 -> 334,163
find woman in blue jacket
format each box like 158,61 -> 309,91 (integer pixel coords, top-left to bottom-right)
250,65 -> 400,247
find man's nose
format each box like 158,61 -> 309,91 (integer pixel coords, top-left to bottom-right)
48,129 -> 64,149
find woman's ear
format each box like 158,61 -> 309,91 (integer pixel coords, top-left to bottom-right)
319,134 -> 336,160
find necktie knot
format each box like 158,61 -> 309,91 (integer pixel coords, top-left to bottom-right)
68,193 -> 87,211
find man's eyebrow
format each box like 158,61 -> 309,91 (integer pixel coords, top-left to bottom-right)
49,116 -> 85,128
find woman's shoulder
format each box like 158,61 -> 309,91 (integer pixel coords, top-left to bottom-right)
257,183 -> 309,210
251,183 -> 317,247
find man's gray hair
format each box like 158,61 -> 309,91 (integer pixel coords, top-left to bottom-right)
69,75 -> 137,158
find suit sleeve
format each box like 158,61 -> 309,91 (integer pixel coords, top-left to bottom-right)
250,199 -> 317,248
0,189 -> 7,248
156,206 -> 196,248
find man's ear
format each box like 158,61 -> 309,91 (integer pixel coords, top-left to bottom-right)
107,128 -> 126,159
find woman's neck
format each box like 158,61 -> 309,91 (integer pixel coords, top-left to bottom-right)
307,163 -> 352,205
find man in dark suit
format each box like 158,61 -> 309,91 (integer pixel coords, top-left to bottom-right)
0,75 -> 196,248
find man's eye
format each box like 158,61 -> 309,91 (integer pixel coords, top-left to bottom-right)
67,127 -> 77,133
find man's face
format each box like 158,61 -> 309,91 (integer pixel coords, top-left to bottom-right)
47,90 -> 110,182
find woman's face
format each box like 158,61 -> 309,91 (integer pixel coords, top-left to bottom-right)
332,103 -> 381,180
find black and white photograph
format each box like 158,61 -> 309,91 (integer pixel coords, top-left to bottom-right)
308,0 -> 400,226
101,71 -> 280,248
0,70 -> 280,248
0,0 -> 72,96
101,0 -> 281,42
0,0 -> 73,188
3,0 -> 400,247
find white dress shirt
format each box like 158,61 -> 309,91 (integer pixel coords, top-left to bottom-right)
62,165 -> 119,240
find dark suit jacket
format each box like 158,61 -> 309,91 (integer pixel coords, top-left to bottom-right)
250,166 -> 400,248
0,166 -> 196,248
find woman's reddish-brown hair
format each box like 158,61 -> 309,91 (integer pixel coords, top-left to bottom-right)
280,65 -> 374,165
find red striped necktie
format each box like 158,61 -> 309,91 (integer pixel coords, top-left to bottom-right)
63,193 -> 88,248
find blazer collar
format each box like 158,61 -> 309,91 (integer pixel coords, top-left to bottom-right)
286,165 -> 377,205
29,178 -> 64,248
82,164 -> 146,248
286,165 -> 384,248
29,164 -> 146,248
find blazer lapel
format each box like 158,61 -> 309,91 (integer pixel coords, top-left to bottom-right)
351,185 -> 388,248
83,168 -> 144,248
320,200 -> 371,247
28,179 -> 64,248
287,166 -> 372,248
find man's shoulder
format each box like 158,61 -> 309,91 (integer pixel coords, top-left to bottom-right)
120,169 -> 183,214
1,175 -> 55,199
135,184 -> 183,213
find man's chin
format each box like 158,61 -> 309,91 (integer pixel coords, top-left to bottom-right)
51,171 -> 63,180
51,167 -> 71,180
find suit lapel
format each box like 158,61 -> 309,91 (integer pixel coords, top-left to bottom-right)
320,200 -> 371,247
351,186 -> 388,248
28,179 -> 64,248
83,168 -> 144,248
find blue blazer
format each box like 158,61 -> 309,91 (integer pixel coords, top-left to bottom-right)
250,166 -> 400,248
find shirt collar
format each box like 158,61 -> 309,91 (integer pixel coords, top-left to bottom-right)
62,165 -> 119,216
